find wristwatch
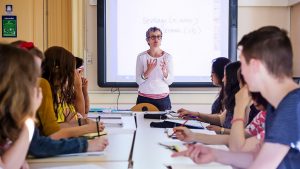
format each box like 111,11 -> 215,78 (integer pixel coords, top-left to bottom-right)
220,127 -> 225,134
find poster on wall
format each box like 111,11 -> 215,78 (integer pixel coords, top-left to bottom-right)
2,15 -> 17,38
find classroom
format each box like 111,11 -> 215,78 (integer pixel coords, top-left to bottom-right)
0,0 -> 300,169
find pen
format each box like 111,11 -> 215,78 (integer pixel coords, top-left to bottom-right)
96,116 -> 101,137
183,141 -> 197,145
168,119 -> 189,138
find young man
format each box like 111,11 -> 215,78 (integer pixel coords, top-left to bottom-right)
172,26 -> 300,169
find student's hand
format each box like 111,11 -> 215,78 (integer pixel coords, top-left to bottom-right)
173,127 -> 195,142
161,58 -> 168,78
234,85 -> 252,114
177,108 -> 199,117
85,118 -> 105,132
144,59 -> 157,78
74,69 -> 83,89
32,87 -> 43,114
87,136 -> 109,151
171,144 -> 216,164
23,118 -> 35,142
206,125 -> 222,133
81,77 -> 88,94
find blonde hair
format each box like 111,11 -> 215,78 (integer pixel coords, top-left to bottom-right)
0,44 -> 40,143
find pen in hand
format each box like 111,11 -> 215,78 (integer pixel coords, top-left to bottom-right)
96,116 -> 101,137
168,119 -> 189,138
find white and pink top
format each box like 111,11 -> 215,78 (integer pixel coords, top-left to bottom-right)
136,51 -> 173,99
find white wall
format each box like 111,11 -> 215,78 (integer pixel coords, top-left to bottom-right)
84,0 -> 299,110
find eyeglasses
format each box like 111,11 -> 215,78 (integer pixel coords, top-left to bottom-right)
148,35 -> 162,40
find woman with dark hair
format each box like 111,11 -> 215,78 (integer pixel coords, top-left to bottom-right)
42,46 -> 86,123
178,62 -> 241,134
178,57 -> 230,116
210,57 -> 232,114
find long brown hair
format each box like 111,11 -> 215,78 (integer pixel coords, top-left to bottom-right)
42,46 -> 76,115
0,44 -> 39,144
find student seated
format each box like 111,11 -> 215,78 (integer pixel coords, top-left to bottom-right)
42,46 -> 87,123
12,41 -> 104,139
178,57 -> 230,115
10,42 -> 109,158
172,26 -> 300,169
178,62 -> 242,134
173,91 -> 267,152
75,57 -> 90,115
0,44 -> 41,168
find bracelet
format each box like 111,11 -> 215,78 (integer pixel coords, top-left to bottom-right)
141,74 -> 147,80
231,118 -> 245,124
220,127 -> 225,134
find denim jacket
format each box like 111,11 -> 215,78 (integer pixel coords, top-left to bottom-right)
29,128 -> 88,158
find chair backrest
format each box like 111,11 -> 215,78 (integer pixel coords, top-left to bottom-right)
131,103 -> 159,112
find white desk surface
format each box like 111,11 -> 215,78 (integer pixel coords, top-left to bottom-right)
30,162 -> 128,169
28,133 -> 134,163
132,112 -> 232,169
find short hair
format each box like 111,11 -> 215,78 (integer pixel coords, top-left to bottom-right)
0,44 -> 39,143
240,26 -> 293,78
146,27 -> 162,40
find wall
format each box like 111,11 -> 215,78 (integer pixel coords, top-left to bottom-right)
0,0 -> 45,50
47,0 -> 73,52
84,0 -> 297,110
291,2 -> 300,77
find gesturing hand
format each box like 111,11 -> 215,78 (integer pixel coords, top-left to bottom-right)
143,59 -> 157,79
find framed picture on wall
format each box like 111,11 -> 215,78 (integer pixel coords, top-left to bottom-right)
2,15 -> 17,38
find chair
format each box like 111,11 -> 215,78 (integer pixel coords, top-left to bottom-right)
131,103 -> 159,112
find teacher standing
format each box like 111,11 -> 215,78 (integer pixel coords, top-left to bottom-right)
136,27 -> 174,111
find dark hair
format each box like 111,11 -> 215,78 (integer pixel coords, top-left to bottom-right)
212,57 -> 231,84
211,57 -> 231,113
0,44 -> 39,143
237,68 -> 246,86
241,26 -> 293,78
42,46 -> 76,116
223,61 -> 241,114
146,27 -> 162,40
75,57 -> 83,69
250,92 -> 268,109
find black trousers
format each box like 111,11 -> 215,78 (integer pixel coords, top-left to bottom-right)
136,95 -> 172,111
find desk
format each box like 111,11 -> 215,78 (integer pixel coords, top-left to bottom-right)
29,112 -> 232,169
30,162 -> 128,169
28,133 -> 134,169
132,113 -> 232,169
